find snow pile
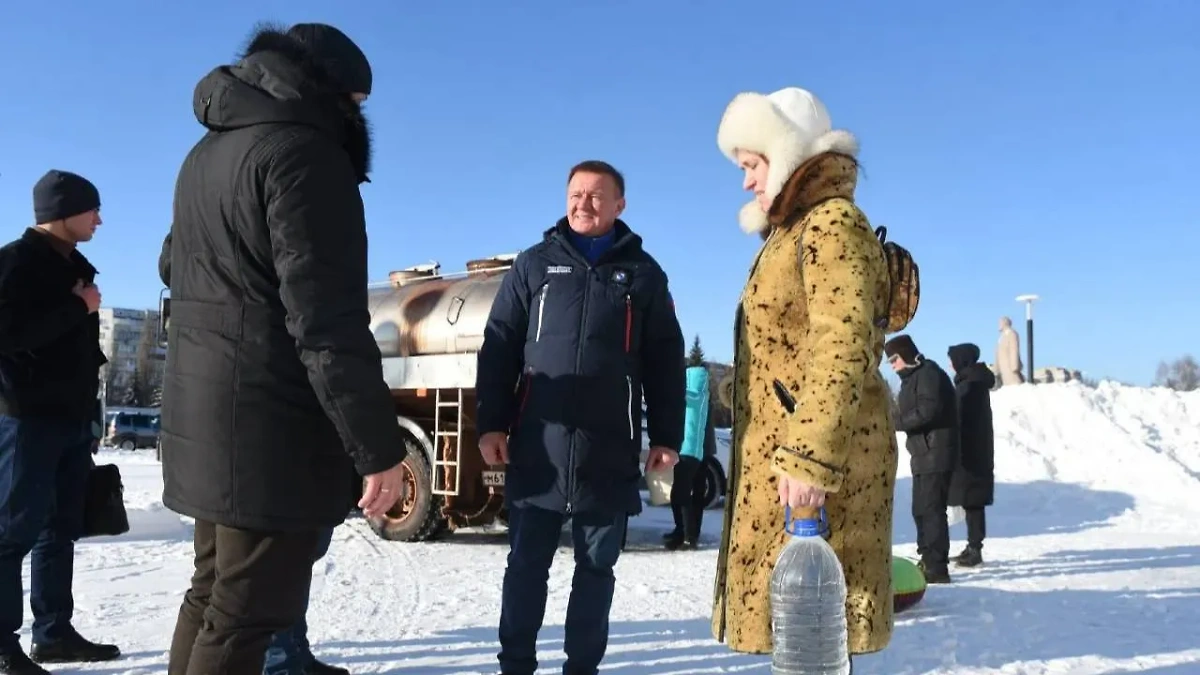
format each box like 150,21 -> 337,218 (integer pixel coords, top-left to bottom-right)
33,382 -> 1200,674
980,380 -> 1200,500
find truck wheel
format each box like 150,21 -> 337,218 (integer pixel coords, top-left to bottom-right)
701,455 -> 727,509
366,439 -> 447,542
118,437 -> 136,451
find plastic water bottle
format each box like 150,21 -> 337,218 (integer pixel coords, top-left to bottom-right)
769,506 -> 850,675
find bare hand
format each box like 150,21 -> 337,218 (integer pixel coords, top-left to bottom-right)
359,461 -> 406,518
778,474 -> 825,509
479,431 -> 509,465
645,446 -> 679,473
72,280 -> 101,314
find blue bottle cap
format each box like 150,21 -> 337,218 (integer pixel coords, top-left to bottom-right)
784,505 -> 829,537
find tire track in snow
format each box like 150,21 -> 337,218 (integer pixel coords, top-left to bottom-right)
310,518 -> 426,650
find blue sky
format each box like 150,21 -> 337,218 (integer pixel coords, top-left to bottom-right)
1,0 -> 1195,385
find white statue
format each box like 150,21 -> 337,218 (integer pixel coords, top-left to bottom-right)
996,316 -> 1025,386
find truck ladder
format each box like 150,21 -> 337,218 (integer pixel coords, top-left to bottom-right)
432,388 -> 463,496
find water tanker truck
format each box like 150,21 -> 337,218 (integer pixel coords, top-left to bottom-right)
158,253 -> 726,543
355,255 -> 517,541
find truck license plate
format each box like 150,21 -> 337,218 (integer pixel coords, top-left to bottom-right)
482,470 -> 505,487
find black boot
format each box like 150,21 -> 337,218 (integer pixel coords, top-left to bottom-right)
0,650 -> 50,675
304,659 -> 350,675
29,631 -> 120,664
924,566 -> 952,584
918,559 -> 952,584
955,546 -> 983,568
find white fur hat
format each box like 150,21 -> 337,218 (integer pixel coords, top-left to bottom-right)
717,87 -> 858,233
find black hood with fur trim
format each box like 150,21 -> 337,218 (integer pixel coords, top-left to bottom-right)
192,24 -> 372,182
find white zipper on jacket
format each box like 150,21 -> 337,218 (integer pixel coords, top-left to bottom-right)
626,375 -> 634,440
535,282 -> 549,341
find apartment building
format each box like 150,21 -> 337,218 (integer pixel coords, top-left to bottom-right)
97,307 -> 164,404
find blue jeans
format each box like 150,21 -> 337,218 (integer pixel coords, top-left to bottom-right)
262,525 -> 335,675
498,506 -> 627,675
0,416 -> 92,653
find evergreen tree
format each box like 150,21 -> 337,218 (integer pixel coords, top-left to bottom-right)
687,334 -> 706,367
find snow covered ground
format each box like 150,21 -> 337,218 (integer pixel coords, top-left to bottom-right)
25,381 -> 1200,674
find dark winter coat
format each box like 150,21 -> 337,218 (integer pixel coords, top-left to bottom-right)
947,343 -> 996,507
0,229 -> 107,421
157,26 -> 406,532
703,402 -> 718,458
476,218 -> 686,516
894,357 -> 960,475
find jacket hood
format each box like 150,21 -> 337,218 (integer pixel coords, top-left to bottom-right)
192,23 -> 372,181
947,343 -> 981,372
956,361 -> 996,388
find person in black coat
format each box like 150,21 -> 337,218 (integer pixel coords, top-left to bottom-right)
946,343 -> 996,568
0,170 -> 120,674
157,23 -> 408,675
476,160 -> 686,674
886,334 -> 959,583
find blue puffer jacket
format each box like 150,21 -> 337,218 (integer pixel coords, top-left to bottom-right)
476,218 -> 686,516
680,366 -> 710,460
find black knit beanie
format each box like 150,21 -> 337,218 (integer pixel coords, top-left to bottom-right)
286,23 -> 372,95
884,334 -> 920,365
33,170 -> 100,223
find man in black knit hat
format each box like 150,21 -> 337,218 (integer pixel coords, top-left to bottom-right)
885,334 -> 959,584
158,21 -> 406,675
0,170 -> 121,674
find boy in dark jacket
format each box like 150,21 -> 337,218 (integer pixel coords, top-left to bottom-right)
0,170 -> 120,674
886,334 -> 959,584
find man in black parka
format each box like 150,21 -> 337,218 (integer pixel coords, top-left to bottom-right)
946,343 -> 996,568
886,334 -> 959,584
157,23 -> 407,675
476,160 -> 686,675
0,170 -> 121,675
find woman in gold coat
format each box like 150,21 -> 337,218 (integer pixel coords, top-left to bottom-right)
710,87 -> 899,664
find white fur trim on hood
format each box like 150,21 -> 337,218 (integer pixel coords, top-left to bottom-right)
717,87 -> 858,234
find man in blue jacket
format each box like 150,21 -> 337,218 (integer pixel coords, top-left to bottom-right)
476,160 -> 685,675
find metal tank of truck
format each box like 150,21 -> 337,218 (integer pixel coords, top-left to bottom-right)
358,254 -> 517,542
362,255 -> 728,542
157,252 -> 728,544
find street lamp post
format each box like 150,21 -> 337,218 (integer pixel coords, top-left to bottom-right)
1015,294 -> 1039,384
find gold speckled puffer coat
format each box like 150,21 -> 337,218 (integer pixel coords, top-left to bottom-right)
711,151 -> 898,656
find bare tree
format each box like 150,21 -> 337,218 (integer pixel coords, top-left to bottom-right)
1154,355 -> 1199,392
132,316 -> 164,406
103,363 -> 128,407
705,361 -> 733,429
883,376 -> 901,422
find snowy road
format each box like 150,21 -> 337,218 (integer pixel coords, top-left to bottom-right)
24,382 -> 1200,674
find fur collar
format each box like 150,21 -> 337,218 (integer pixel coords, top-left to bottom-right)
717,92 -> 858,234
767,152 -> 859,230
236,23 -> 373,182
